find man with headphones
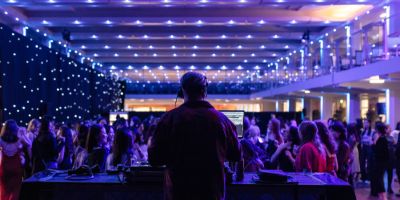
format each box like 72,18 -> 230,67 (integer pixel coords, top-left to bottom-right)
148,71 -> 242,200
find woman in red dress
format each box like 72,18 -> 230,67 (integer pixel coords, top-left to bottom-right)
0,120 -> 27,200
295,121 -> 327,173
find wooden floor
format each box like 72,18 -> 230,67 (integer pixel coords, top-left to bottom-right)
354,176 -> 400,200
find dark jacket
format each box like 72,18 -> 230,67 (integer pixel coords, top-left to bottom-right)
374,136 -> 389,167
148,100 -> 241,200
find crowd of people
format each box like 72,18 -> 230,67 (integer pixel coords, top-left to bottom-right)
1,113 -> 400,200
240,116 -> 400,200
0,115 -> 159,200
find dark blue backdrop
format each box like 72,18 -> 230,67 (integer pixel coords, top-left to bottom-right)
0,24 -> 122,125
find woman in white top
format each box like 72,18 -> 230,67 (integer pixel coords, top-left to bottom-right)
26,119 -> 40,143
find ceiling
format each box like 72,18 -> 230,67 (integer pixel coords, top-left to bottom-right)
0,0 -> 379,84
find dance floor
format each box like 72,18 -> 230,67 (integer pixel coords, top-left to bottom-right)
355,178 -> 400,200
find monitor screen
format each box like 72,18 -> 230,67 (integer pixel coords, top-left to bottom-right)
109,112 -> 129,125
221,111 -> 244,138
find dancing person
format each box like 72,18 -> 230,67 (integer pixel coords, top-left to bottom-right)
360,119 -> 373,182
104,124 -> 114,150
271,126 -> 301,172
242,116 -> 251,138
385,124 -> 396,194
395,122 -> 400,196
315,121 -> 337,175
241,126 -> 265,172
85,124 -> 109,172
347,123 -> 361,185
31,116 -> 58,173
26,119 -> 40,143
106,127 -> 134,170
72,123 -> 89,169
295,121 -> 326,173
370,122 -> 389,200
57,126 -> 74,170
148,72 -> 241,200
330,121 -> 352,182
0,120 -> 29,200
131,130 -> 147,163
23,119 -> 40,177
265,118 -> 283,169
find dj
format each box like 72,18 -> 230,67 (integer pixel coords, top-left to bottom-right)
148,72 -> 242,200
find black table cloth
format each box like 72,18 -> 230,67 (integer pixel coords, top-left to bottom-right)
20,172 -> 355,200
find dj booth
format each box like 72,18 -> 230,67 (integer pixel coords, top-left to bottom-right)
20,172 -> 355,200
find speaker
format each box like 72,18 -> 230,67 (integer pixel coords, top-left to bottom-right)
62,29 -> 71,42
376,103 -> 386,115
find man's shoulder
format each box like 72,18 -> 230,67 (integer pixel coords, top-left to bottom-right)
206,109 -> 231,123
174,102 -> 220,115
159,108 -> 177,120
164,103 -> 231,124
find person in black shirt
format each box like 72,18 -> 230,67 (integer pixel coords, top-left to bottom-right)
271,126 -> 301,172
370,122 -> 389,199
148,72 -> 241,200
385,124 -> 396,194
31,116 -> 58,173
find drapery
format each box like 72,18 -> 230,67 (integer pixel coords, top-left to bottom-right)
0,24 -> 121,125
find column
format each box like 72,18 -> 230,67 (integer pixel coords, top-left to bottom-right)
288,99 -> 297,112
275,100 -> 286,112
319,38 -> 331,70
321,95 -> 334,121
261,100 -> 276,112
345,25 -> 353,67
303,98 -> 312,120
275,100 -> 281,112
387,89 -> 400,129
347,93 -> 361,123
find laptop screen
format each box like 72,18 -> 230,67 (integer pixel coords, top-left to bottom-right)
221,111 -> 244,138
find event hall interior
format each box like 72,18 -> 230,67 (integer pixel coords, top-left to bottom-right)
1,0 -> 400,200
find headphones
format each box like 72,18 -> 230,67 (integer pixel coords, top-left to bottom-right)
177,87 -> 184,99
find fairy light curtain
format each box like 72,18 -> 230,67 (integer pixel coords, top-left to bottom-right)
0,24 -> 122,125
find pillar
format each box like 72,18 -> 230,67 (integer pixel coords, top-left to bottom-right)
303,98 -> 312,120
275,100 -> 286,112
288,99 -> 297,112
387,89 -> 400,129
347,93 -> 361,123
321,95 -> 334,121
275,100 -> 281,112
261,100 -> 276,112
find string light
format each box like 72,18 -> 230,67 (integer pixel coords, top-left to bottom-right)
0,24 -> 122,124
